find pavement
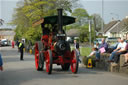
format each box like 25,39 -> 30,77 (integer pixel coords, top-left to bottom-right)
0,46 -> 128,85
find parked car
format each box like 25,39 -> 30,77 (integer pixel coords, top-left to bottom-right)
106,37 -> 118,43
93,38 -> 102,45
105,37 -> 119,48
0,39 -> 11,46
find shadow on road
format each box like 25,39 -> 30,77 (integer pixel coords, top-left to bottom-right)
3,56 -> 34,63
0,66 -> 103,85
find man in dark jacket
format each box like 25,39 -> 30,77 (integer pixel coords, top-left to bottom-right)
74,40 -> 81,63
19,41 -> 25,60
95,38 -> 108,60
74,40 -> 79,49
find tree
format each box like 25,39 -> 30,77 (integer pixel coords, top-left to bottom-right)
71,8 -> 89,26
11,0 -> 79,44
55,0 -> 79,13
91,14 -> 104,32
70,8 -> 93,42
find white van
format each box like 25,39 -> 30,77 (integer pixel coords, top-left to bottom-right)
0,39 -> 10,46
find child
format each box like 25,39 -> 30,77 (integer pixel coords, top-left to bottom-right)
85,47 -> 98,66
0,53 -> 3,71
88,47 -> 98,57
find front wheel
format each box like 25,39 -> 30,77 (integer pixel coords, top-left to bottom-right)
46,50 -> 53,74
71,50 -> 79,74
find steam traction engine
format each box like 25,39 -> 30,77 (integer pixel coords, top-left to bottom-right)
34,9 -> 79,74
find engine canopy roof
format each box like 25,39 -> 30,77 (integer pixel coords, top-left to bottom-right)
43,16 -> 76,26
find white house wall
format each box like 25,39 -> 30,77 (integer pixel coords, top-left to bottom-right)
103,21 -> 121,38
103,32 -> 112,37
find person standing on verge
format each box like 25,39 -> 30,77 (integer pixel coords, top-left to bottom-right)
74,40 -> 81,63
19,40 -> 25,60
0,53 -> 3,71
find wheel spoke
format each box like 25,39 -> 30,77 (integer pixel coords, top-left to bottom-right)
35,45 -> 39,70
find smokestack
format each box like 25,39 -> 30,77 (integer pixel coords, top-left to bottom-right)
58,9 -> 63,32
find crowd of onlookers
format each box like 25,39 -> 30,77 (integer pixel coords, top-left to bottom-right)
87,37 -> 128,67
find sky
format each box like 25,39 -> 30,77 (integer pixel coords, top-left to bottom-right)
80,0 -> 128,23
0,0 -> 128,28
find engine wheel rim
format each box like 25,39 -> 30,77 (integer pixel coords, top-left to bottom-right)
45,50 -> 52,74
71,50 -> 78,73
46,51 -> 50,73
35,43 -> 39,70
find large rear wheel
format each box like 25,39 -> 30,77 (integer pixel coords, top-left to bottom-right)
35,42 -> 44,71
71,50 -> 79,74
39,52 -> 44,70
46,50 -> 53,74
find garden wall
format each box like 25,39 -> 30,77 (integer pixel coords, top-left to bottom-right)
96,53 -> 128,74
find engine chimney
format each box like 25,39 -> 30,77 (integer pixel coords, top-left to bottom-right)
57,9 -> 63,32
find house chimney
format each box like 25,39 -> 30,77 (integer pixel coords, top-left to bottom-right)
111,17 -> 115,21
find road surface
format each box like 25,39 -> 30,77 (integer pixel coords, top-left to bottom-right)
0,46 -> 128,85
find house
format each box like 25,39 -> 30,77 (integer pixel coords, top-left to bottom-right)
100,16 -> 128,39
99,20 -> 120,37
66,29 -> 80,37
0,28 -> 15,41
66,29 -> 80,42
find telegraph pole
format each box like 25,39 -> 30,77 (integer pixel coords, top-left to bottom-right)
102,0 -> 104,34
89,19 -> 91,49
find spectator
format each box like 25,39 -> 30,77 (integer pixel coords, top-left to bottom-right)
120,41 -> 128,67
74,40 -> 79,49
88,47 -> 98,57
107,38 -> 121,53
108,37 -> 122,62
85,47 -> 98,67
86,43 -> 99,62
94,42 -> 100,49
99,38 -> 108,51
74,40 -> 79,55
111,38 -> 127,66
74,40 -> 81,63
95,38 -> 108,61
0,53 -> 3,71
